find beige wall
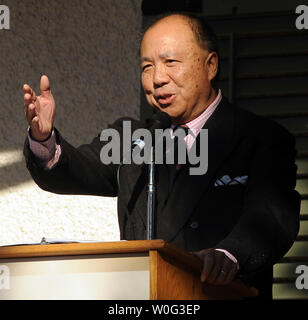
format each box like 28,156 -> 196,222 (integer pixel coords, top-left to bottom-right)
0,0 -> 142,245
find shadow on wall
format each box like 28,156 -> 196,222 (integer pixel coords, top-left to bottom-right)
0,0 -> 142,192
0,148 -> 32,191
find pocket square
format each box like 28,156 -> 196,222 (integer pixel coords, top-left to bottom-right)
214,175 -> 248,187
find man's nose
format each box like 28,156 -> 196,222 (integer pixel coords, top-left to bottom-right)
153,65 -> 169,88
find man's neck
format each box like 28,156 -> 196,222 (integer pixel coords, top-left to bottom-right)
184,89 -> 222,132
192,88 -> 218,121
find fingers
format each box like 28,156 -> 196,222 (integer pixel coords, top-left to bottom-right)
214,257 -> 238,285
206,250 -> 226,283
191,249 -> 212,282
192,249 -> 238,285
23,84 -> 36,103
27,103 -> 36,120
23,83 -> 32,94
40,75 -> 51,96
23,76 -> 55,141
192,249 -> 215,283
23,84 -> 37,123
200,250 -> 215,283
24,74 -> 51,102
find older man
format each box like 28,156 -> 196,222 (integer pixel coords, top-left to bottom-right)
23,13 -> 300,299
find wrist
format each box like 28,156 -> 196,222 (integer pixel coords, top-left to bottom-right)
29,128 -> 53,142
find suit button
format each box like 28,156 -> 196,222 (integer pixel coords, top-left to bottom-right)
190,221 -> 199,229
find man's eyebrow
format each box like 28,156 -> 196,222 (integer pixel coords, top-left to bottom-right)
141,53 -> 177,63
140,57 -> 152,63
159,52 -> 175,59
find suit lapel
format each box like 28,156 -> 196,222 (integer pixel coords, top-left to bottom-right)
122,163 -> 147,228
156,98 -> 241,242
155,164 -> 171,214
123,158 -> 170,231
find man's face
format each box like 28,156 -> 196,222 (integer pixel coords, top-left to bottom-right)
140,16 -> 218,124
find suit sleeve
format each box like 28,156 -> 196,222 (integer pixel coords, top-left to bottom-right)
23,121 -> 125,197
215,124 -> 301,276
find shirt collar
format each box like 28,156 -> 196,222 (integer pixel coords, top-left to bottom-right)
172,89 -> 222,137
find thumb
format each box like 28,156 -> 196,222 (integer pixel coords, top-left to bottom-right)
40,74 -> 51,97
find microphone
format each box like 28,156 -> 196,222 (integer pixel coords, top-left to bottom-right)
145,110 -> 172,139
123,111 -> 172,162
117,111 -> 171,184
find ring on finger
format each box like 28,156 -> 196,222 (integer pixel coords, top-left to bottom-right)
220,269 -> 227,276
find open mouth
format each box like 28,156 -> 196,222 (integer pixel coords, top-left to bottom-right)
155,94 -> 176,106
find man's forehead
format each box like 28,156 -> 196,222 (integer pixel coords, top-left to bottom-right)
142,15 -> 195,43
149,14 -> 192,30
140,19 -> 199,58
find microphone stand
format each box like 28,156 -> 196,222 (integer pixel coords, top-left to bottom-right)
146,146 -> 155,240
118,110 -> 170,241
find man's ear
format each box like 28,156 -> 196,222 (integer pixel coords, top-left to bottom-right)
205,52 -> 219,81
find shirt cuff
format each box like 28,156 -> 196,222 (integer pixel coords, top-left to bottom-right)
215,249 -> 240,270
27,128 -> 61,168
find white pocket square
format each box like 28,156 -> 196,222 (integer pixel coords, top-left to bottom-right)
214,175 -> 248,187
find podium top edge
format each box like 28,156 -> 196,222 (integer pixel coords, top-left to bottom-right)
0,239 -> 169,258
0,239 -> 202,273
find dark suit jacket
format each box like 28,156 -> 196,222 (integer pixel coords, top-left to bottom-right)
24,97 -> 301,299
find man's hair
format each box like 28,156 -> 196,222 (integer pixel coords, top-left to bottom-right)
140,12 -> 220,86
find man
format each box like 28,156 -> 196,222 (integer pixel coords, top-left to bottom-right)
23,13 -> 300,299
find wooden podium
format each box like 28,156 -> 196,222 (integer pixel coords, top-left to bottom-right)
0,239 -> 257,300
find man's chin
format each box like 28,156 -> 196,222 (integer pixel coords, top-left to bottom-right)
149,103 -> 184,123
162,110 -> 185,125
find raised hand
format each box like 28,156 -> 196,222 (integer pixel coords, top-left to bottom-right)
24,75 -> 56,141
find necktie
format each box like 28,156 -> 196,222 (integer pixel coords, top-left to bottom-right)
168,125 -> 189,192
